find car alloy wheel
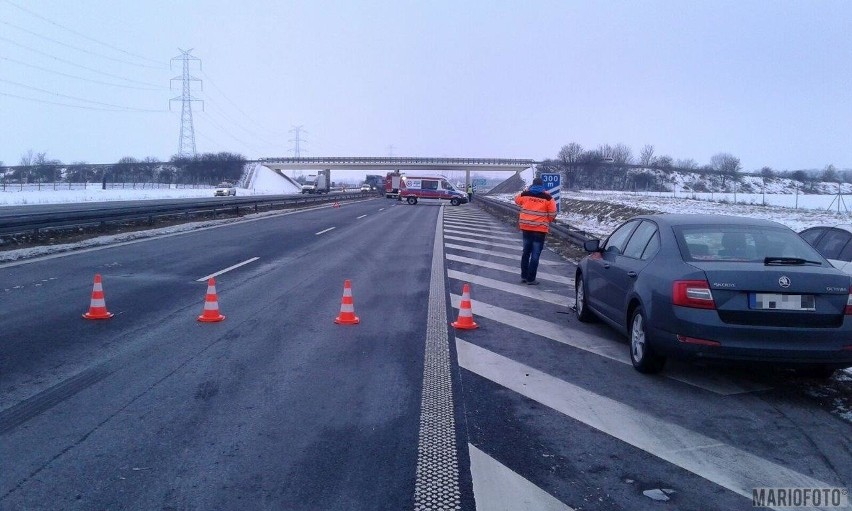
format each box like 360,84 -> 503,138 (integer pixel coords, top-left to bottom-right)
575,274 -> 595,322
629,307 -> 665,374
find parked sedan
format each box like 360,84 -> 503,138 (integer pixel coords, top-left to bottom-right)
799,224 -> 852,275
575,214 -> 852,377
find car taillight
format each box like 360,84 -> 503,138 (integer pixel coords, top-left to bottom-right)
846,287 -> 852,315
676,335 -> 721,347
672,280 -> 716,309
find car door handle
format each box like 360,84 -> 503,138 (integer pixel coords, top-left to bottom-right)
603,263 -> 611,269
627,271 -> 638,278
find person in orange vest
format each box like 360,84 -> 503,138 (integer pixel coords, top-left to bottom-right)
514,177 -> 557,285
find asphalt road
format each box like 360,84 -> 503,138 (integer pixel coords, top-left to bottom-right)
1,198 -> 850,510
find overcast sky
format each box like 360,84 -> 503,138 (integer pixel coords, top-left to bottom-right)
1,0 -> 850,172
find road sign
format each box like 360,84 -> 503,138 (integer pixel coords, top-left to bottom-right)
540,173 -> 561,213
472,178 -> 487,187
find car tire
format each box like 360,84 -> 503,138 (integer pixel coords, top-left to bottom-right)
575,273 -> 596,322
450,198 -> 460,206
407,197 -> 417,205
629,306 -> 666,374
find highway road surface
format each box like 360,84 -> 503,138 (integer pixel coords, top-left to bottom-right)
1,198 -> 849,510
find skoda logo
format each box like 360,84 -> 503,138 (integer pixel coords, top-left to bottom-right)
778,276 -> 791,288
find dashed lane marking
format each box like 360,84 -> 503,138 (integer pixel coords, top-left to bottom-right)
196,257 -> 260,282
315,227 -> 336,235
446,254 -> 574,286
357,214 -> 367,219
447,269 -> 571,308
449,294 -> 772,396
468,443 -> 574,511
456,340 -> 834,504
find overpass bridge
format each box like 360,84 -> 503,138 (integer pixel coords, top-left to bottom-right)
257,157 -> 536,187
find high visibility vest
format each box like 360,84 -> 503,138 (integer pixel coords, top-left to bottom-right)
515,193 -> 557,233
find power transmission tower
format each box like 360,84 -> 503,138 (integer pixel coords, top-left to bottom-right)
387,145 -> 395,157
170,49 -> 203,158
289,125 -> 307,158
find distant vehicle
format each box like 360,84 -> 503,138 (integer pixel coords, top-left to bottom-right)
360,184 -> 371,192
214,182 -> 236,196
799,224 -> 852,275
390,174 -> 468,206
575,214 -> 852,378
385,171 -> 403,199
300,170 -> 331,194
601,157 -> 615,163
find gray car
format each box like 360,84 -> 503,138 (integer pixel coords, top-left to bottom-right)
575,214 -> 852,377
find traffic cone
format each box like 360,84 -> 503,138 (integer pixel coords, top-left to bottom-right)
197,278 -> 225,322
452,283 -> 478,329
82,274 -> 113,320
333,201 -> 341,208
334,279 -> 360,325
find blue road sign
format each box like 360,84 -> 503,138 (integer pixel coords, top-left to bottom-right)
540,173 -> 561,213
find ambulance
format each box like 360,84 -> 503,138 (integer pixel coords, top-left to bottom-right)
385,172 -> 468,206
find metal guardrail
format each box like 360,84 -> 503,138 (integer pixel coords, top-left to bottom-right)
0,192 -> 366,238
474,195 -> 595,245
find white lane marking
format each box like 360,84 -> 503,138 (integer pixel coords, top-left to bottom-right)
315,227 -> 336,235
443,219 -> 499,229
446,254 -> 574,285
449,294 -> 771,395
379,208 -> 386,211
444,228 -> 518,242
456,340 -> 835,504
468,443 -> 574,511
196,257 -> 260,282
447,269 -> 571,308
444,235 -> 519,250
444,243 -> 560,266
357,214 -> 367,219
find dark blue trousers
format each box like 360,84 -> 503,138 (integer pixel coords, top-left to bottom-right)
521,230 -> 546,282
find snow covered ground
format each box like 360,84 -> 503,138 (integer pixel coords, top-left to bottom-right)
0,164 -> 299,206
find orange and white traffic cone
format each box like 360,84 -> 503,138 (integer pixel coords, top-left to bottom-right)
333,201 -> 341,208
334,279 -> 360,325
452,283 -> 478,330
197,278 -> 225,322
83,273 -> 113,320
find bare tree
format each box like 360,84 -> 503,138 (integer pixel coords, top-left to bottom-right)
639,144 -> 655,167
821,164 -> 839,183
675,158 -> 698,170
710,152 -> 741,187
557,142 -> 584,189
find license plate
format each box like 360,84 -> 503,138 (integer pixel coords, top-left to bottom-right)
749,293 -> 815,311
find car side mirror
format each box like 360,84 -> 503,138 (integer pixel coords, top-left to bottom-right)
583,239 -> 600,252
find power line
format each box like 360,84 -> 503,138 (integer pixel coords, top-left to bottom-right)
1,0 -> 164,66
203,103 -> 278,148
1,56 -> 162,91
0,36 -> 166,88
197,111 -> 264,154
200,69 -> 286,136
0,78 -> 167,112
0,90 -> 161,112
1,20 -> 164,70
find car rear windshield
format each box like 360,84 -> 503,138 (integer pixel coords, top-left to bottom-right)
675,225 -> 825,263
